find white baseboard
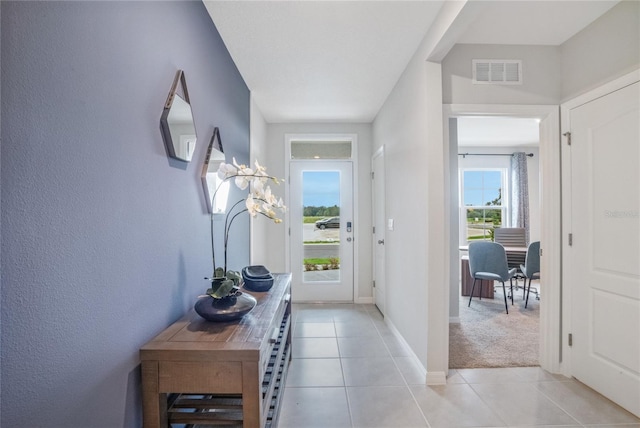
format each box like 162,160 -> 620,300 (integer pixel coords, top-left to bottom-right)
385,316 -> 448,386
384,317 -> 428,382
449,316 -> 460,324
355,297 -> 373,304
426,371 -> 447,385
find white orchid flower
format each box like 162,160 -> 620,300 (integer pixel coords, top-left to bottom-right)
235,175 -> 251,190
234,164 -> 255,190
245,194 -> 260,217
263,186 -> 274,204
252,178 -> 265,196
254,160 -> 267,175
217,162 -> 237,180
232,157 -> 247,170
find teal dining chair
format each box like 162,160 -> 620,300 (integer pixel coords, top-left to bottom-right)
520,241 -> 541,308
468,241 -> 517,314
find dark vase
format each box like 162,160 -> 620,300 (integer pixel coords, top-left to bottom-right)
194,292 -> 257,322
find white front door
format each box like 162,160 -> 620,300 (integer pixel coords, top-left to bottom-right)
289,161 -> 354,302
372,147 -> 386,314
567,80 -> 640,417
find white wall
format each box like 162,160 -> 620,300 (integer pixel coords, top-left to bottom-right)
258,122 -> 374,301
442,44 -> 562,105
369,1 -> 470,382
372,58 -> 430,370
372,55 -> 450,380
561,0 -> 640,101
249,96 -> 270,266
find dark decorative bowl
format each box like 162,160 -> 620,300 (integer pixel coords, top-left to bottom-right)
242,266 -> 274,292
194,292 -> 257,322
242,265 -> 271,279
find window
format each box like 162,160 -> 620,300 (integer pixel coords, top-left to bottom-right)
290,140 -> 352,159
460,169 -> 508,243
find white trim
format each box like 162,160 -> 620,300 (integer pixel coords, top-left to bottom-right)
371,145 -> 386,313
444,104 -> 562,374
284,133 -> 359,302
384,316 -> 429,384
561,69 -> 640,109
560,68 -> 640,378
355,297 -> 373,305
449,316 -> 461,324
426,371 -> 448,385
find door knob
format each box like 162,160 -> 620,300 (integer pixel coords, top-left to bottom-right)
378,239 -> 385,245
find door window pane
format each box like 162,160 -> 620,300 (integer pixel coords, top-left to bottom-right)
302,171 -> 341,282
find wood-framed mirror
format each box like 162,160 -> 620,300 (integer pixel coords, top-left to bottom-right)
202,128 -> 228,214
160,70 -> 197,162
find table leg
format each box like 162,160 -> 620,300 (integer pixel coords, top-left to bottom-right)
141,361 -> 169,428
242,361 -> 261,428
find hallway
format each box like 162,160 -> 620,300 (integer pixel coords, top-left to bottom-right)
280,303 -> 640,428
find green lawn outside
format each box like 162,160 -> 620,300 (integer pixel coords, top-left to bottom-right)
304,216 -> 325,224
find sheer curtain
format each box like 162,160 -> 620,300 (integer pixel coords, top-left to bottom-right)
511,152 -> 530,243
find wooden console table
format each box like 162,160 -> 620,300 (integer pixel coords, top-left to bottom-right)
140,273 -> 292,428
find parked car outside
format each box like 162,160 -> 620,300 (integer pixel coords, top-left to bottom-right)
315,217 -> 340,230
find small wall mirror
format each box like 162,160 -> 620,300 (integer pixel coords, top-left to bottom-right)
202,128 -> 229,214
160,70 -> 197,162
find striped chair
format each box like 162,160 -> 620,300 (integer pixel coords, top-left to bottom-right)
494,227 -> 527,297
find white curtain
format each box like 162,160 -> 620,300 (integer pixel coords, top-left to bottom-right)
511,152 -> 530,243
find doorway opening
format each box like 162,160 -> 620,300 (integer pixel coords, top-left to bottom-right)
444,105 -> 562,373
451,116 -> 541,368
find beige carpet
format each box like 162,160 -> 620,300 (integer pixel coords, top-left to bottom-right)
449,283 -> 540,368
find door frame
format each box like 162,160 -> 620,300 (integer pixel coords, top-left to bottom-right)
560,68 -> 640,378
372,145 -> 386,313
443,104 -> 562,373
284,133 -> 360,302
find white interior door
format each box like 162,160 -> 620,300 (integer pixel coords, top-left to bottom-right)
289,161 -> 354,302
568,80 -> 640,417
372,148 -> 386,314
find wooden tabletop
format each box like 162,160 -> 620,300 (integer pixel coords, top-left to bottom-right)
459,244 -> 527,253
140,273 -> 291,362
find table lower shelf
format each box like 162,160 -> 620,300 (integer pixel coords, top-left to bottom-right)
165,312 -> 291,428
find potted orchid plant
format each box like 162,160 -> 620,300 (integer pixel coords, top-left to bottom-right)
204,158 -> 286,300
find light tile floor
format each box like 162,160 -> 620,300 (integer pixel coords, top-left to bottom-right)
279,303 -> 640,428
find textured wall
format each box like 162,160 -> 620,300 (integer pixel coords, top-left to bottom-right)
1,2 -> 249,426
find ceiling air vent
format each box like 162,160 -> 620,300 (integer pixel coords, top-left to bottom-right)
472,60 -> 522,85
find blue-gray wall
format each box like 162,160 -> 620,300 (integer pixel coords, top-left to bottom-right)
1,2 -> 250,426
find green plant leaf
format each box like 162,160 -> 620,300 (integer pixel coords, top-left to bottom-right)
209,279 -> 235,299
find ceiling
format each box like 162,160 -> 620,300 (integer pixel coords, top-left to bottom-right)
204,1 -> 619,124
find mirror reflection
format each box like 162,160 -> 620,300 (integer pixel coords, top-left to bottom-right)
160,70 -> 197,162
202,128 -> 228,214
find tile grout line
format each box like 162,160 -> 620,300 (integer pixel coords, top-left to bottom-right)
529,380 -> 588,428
334,317 -> 357,428
368,307 -> 433,428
